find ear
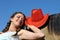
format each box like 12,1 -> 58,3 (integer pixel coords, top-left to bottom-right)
10,18 -> 13,22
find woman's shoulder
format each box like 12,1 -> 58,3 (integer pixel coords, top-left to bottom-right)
0,31 -> 16,37
0,32 -> 3,34
0,31 -> 19,40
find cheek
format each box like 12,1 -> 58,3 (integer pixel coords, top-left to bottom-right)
14,18 -> 18,22
12,18 -> 18,24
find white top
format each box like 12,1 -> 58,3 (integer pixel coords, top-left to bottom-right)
0,31 -> 20,40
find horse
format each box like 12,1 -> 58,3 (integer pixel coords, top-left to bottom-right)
41,13 -> 60,40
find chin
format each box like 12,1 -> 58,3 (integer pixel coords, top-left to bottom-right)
16,24 -> 20,26
15,23 -> 23,27
15,25 -> 20,28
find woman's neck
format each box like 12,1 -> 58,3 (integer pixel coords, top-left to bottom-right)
8,23 -> 17,32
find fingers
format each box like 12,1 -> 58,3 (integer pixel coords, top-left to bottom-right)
27,24 -> 35,27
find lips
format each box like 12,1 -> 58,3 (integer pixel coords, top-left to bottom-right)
17,20 -> 22,24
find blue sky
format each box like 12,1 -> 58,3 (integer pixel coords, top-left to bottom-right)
0,0 -> 60,31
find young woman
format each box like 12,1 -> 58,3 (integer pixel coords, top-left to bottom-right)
1,12 -> 44,40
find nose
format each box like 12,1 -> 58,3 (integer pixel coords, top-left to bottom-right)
19,17 -> 23,21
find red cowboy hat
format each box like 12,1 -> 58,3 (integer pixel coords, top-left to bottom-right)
25,9 -> 49,28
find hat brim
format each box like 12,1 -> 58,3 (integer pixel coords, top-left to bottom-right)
25,14 -> 49,28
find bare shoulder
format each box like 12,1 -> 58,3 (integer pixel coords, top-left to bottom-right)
0,32 -> 3,34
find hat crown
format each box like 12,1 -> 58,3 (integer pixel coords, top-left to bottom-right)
31,9 -> 44,21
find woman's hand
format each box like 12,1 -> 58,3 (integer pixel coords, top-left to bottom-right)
26,24 -> 36,30
26,24 -> 36,28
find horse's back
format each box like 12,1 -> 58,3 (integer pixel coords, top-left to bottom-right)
41,26 -> 60,40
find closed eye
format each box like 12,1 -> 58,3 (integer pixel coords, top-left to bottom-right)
17,16 -> 20,18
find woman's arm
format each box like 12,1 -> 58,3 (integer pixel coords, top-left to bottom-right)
27,25 -> 45,38
18,25 -> 45,40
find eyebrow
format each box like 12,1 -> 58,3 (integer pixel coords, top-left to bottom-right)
16,15 -> 24,18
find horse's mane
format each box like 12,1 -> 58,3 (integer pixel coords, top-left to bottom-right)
48,13 -> 60,35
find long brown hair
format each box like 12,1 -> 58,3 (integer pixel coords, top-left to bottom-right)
2,12 -> 26,33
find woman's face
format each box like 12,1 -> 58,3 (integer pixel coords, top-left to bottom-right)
11,13 -> 24,28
